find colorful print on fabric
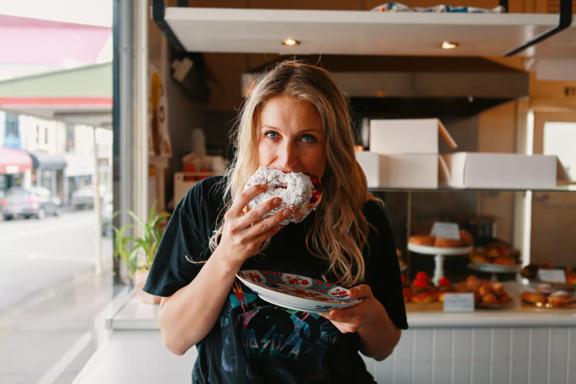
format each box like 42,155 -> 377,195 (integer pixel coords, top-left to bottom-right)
221,282 -> 340,363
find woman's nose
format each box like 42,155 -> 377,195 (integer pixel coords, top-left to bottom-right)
278,142 -> 299,171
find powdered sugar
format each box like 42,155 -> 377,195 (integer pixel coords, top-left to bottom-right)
244,167 -> 316,224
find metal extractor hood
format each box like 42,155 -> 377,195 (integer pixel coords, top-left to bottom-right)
242,55 -> 529,117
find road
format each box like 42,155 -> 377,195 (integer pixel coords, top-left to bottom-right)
0,210 -> 112,312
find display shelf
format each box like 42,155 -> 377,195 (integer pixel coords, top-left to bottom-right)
468,262 -> 520,274
408,243 -> 472,285
369,184 -> 576,193
156,5 -> 576,59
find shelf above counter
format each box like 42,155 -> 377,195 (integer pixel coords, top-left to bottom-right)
369,184 -> 576,193
161,6 -> 576,59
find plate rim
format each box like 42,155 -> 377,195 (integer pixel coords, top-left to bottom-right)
236,270 -> 360,307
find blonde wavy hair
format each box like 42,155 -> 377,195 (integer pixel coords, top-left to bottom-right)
209,61 -> 372,286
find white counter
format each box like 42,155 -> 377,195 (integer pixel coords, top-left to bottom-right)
107,291 -> 576,330
75,290 -> 576,384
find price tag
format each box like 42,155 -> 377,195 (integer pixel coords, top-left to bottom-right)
431,222 -> 460,240
443,293 -> 475,312
537,269 -> 566,284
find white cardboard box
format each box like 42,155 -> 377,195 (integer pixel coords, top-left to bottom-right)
370,118 -> 457,154
356,151 -> 442,188
442,152 -> 557,189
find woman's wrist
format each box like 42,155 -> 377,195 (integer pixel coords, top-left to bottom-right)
211,244 -> 245,275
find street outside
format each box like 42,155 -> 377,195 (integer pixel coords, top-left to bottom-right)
0,209 -> 112,312
0,209 -> 115,384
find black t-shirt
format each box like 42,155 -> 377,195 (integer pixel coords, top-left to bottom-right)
144,176 -> 408,383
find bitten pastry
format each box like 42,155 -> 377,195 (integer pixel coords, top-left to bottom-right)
244,167 -> 322,224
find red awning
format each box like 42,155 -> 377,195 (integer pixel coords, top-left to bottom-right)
0,147 -> 32,175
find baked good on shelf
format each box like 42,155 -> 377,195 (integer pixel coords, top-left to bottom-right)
410,271 -> 438,304
411,291 -> 437,304
433,236 -> 462,248
521,290 -> 547,306
454,276 -> 511,307
469,240 -> 520,267
434,229 -> 474,248
547,291 -> 574,307
494,256 -> 516,265
408,235 -> 435,246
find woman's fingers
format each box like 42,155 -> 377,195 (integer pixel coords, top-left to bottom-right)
244,206 -> 291,238
242,196 -> 283,227
348,284 -> 373,300
228,184 -> 267,217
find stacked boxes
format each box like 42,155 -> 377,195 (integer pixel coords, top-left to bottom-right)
356,119 -> 454,188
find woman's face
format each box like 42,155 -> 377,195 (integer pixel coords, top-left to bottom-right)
256,94 -> 327,178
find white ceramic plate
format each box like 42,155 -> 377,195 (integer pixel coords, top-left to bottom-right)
236,270 -> 361,313
468,263 -> 519,273
408,243 -> 473,256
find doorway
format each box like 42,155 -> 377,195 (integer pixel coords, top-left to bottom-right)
530,111 -> 576,267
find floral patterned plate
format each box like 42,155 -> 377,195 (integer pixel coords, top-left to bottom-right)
236,270 -> 361,313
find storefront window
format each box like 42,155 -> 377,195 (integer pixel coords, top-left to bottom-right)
0,1 -> 114,382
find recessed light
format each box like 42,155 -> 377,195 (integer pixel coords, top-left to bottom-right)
441,41 -> 459,50
282,38 -> 300,47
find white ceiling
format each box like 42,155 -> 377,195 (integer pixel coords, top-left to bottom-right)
165,7 -> 576,59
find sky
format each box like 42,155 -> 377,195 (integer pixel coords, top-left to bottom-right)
0,0 -> 112,27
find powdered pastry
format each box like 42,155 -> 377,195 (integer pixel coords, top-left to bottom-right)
244,167 -> 322,224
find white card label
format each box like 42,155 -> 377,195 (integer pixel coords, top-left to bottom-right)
537,269 -> 566,284
431,222 -> 460,240
443,293 -> 475,312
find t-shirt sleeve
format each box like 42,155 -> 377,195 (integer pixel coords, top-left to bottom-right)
364,200 -> 409,330
143,181 -> 214,297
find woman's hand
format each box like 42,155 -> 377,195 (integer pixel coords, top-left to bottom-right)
321,284 -> 401,360
320,284 -> 385,333
216,184 -> 291,267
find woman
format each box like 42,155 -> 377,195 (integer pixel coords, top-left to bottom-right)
144,61 -> 407,383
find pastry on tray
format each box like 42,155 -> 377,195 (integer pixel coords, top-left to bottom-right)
521,284 -> 575,308
409,229 -> 473,249
409,271 -> 438,304
469,240 -> 520,267
454,275 -> 512,308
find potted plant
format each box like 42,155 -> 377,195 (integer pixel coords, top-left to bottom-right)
113,203 -> 170,303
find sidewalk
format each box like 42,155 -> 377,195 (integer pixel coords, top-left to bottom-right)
0,269 -> 119,384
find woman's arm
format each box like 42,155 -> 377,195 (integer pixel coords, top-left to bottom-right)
322,284 -> 401,361
158,185 -> 291,355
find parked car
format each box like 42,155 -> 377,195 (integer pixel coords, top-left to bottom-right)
2,186 -> 60,220
70,187 -> 95,210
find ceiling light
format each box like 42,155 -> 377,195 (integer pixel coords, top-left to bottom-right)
282,38 -> 300,47
441,41 -> 459,50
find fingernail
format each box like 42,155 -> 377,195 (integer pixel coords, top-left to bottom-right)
283,208 -> 293,217
273,197 -> 282,205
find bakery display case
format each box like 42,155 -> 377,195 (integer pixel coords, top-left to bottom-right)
372,187 -> 576,313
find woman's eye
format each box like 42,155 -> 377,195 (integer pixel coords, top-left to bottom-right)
301,134 -> 317,143
264,131 -> 279,140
